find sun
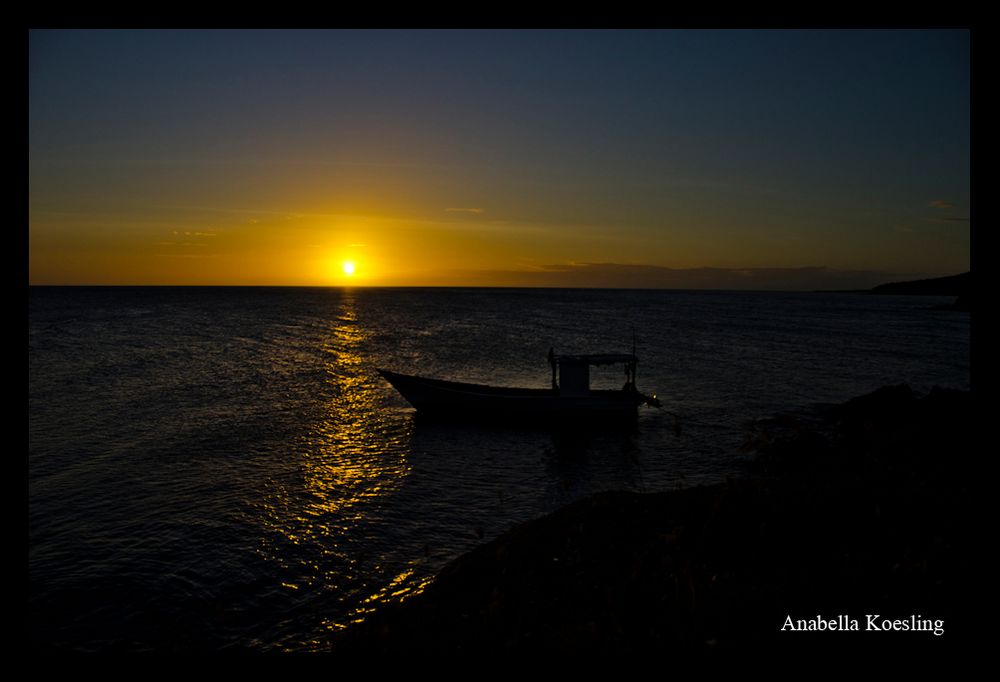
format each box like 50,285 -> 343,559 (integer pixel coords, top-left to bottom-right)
342,261 -> 356,277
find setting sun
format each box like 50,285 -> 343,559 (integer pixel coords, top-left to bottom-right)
342,261 -> 356,277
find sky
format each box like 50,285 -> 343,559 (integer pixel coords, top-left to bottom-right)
28,29 -> 970,288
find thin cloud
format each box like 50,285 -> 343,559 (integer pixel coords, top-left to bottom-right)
154,253 -> 217,259
445,207 -> 485,214
925,216 -> 970,224
471,263 -> 900,291
929,200 -> 956,209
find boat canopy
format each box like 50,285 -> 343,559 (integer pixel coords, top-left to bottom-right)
555,353 -> 637,366
551,352 -> 639,397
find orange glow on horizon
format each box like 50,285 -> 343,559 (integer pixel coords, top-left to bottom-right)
26,206 -> 970,289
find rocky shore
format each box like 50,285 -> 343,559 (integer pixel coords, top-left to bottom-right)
334,385 -> 976,656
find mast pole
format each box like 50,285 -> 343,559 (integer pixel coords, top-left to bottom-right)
631,325 -> 637,387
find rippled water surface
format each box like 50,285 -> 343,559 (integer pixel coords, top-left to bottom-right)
28,287 -> 970,651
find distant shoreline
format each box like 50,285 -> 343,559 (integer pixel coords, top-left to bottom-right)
868,272 -> 969,297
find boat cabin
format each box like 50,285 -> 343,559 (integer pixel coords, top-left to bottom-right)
552,352 -> 638,397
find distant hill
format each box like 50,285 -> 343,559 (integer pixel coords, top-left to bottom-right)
870,272 -> 970,296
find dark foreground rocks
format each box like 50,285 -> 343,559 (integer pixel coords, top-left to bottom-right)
334,385 -> 977,657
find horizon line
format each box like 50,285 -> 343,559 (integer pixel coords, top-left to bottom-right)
23,283 -> 935,294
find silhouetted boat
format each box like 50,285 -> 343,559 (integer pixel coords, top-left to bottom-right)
378,351 -> 660,421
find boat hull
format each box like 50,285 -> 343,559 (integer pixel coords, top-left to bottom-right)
378,369 -> 642,420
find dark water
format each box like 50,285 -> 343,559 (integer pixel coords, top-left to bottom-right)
28,287 -> 970,651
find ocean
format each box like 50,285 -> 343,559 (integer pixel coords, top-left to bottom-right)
28,286 -> 970,651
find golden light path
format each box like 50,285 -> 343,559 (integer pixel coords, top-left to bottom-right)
254,290 -> 424,649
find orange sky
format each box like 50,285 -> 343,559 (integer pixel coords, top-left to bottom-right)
29,30 -> 970,288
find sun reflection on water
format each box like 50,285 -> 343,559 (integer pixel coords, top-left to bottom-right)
323,567 -> 434,634
254,291 -> 424,646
